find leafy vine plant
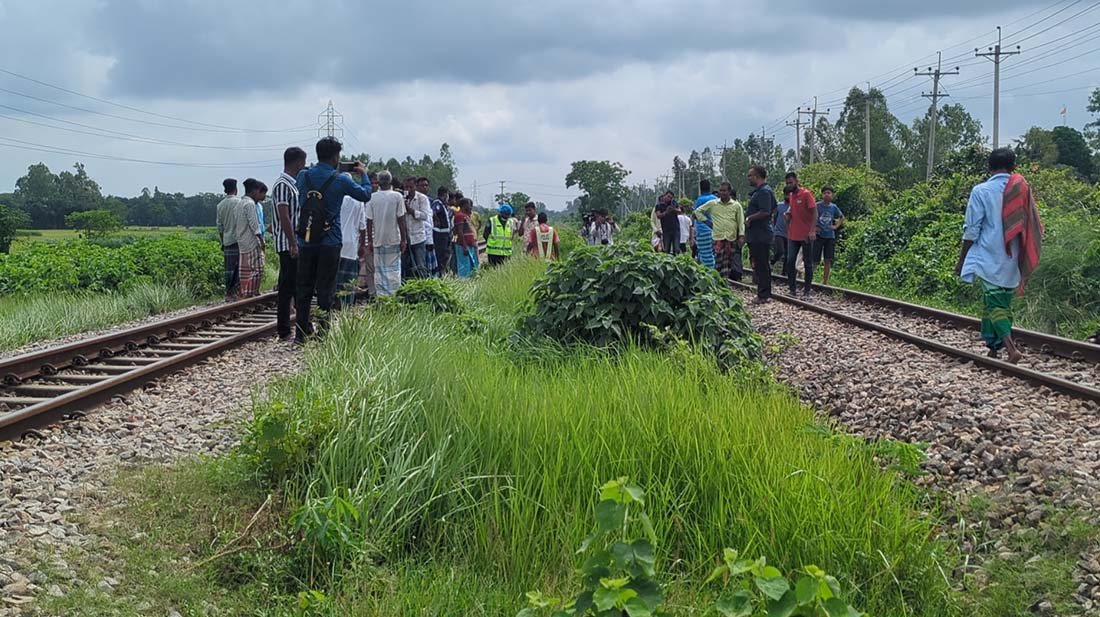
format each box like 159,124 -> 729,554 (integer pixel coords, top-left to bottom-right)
518,477 -> 865,617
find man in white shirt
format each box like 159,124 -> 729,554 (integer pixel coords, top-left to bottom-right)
335,195 -> 367,309
402,177 -> 431,279
367,171 -> 409,297
677,209 -> 693,254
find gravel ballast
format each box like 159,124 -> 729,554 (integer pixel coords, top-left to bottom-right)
0,338 -> 298,615
739,289 -> 1100,612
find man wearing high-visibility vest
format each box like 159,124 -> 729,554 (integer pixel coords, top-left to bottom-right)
527,211 -> 560,261
484,203 -> 516,267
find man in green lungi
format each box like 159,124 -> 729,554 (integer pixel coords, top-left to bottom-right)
955,147 -> 1042,365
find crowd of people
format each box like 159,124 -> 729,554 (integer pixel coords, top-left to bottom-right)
642,167 -> 844,303
213,139 -> 1050,360
214,138 -> 561,343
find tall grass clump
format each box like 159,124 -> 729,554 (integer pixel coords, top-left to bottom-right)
243,260 -> 957,615
0,281 -> 204,351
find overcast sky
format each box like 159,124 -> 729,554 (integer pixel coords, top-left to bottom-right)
0,0 -> 1095,210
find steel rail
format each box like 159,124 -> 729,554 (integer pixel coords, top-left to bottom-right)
735,281 -> 1100,403
770,275 -> 1099,363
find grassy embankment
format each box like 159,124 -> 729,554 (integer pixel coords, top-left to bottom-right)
38,257 -> 970,616
0,228 -> 276,352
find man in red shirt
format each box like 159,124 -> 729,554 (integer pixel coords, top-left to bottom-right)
783,171 -> 817,297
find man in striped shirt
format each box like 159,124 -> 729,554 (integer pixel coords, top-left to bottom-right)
271,147 -> 307,341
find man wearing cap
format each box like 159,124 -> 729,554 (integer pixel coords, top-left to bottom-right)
484,203 -> 516,267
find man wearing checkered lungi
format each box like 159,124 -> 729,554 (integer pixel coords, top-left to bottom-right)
236,179 -> 268,297
367,171 -> 409,297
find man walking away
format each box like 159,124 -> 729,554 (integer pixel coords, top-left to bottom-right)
215,179 -> 242,301
336,195 -> 367,308
654,191 -> 680,254
367,171 -> 408,296
236,179 -> 267,298
453,198 -> 480,277
402,177 -> 431,279
431,185 -> 453,276
485,204 -> 515,265
745,165 -> 776,303
772,186 -> 791,276
271,148 -> 306,340
695,181 -> 744,282
814,185 -> 845,285
294,137 -> 372,343
783,172 -> 817,297
527,212 -> 560,260
955,147 -> 1042,364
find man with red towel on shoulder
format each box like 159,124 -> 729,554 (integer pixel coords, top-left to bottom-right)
955,147 -> 1043,364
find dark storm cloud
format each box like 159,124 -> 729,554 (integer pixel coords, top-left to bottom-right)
780,0 -> 1036,20
88,0 -> 790,98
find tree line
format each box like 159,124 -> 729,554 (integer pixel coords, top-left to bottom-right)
0,144 -> 459,252
564,87 -> 1100,219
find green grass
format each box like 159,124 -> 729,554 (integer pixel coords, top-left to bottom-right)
31,257 -> 1095,615
240,258 -> 957,615
0,282 -> 207,352
10,226 -> 215,253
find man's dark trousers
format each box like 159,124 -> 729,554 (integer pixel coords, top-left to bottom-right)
786,238 -> 814,295
276,250 -> 297,339
749,241 -> 772,299
295,245 -> 341,341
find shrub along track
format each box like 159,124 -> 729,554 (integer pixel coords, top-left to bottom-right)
732,279 -> 1100,611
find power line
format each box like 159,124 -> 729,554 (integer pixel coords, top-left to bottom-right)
0,135 -> 278,168
0,66 -> 314,134
0,102 -> 297,151
0,85 -> 315,135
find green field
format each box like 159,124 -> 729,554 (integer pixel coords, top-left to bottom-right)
11,226 -> 216,253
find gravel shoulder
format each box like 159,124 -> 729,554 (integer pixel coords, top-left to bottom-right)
738,290 -> 1100,612
0,338 -> 299,615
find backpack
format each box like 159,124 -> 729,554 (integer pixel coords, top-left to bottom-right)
296,171 -> 338,243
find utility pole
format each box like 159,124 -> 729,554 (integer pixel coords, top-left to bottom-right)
975,26 -> 1021,149
798,97 -> 831,165
498,180 -> 506,204
472,180 -> 478,207
785,112 -> 808,169
716,141 -> 729,180
864,83 -> 872,170
915,52 -> 959,180
317,100 -> 344,139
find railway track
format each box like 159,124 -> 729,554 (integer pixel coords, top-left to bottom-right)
734,275 -> 1100,403
0,293 -> 278,442
0,243 -> 489,442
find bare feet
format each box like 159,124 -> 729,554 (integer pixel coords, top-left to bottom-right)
1006,349 -> 1023,364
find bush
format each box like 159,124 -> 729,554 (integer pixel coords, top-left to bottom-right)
835,169 -> 1100,337
0,204 -> 29,254
0,234 -> 222,296
520,244 -> 762,367
794,162 -> 894,220
395,278 -> 465,314
65,208 -> 124,239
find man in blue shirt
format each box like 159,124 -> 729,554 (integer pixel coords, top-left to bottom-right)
955,147 -> 1022,364
294,137 -> 372,343
813,185 -> 844,285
